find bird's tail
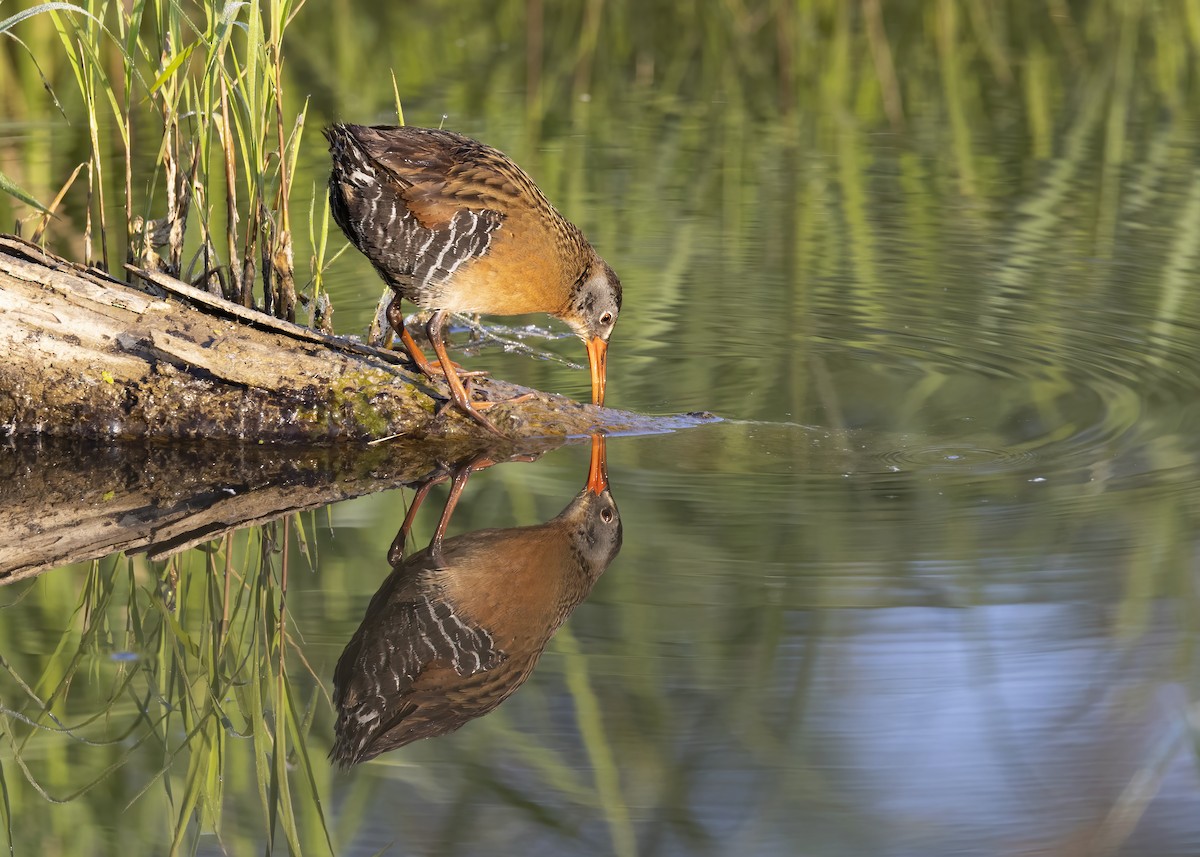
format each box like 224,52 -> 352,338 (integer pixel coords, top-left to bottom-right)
324,124 -> 382,242
324,123 -> 377,189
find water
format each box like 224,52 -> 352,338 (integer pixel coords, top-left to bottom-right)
5,6 -> 1200,856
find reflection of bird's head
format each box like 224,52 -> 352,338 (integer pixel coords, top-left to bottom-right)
558,484 -> 622,578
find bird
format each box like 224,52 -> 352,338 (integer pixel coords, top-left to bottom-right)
331,435 -> 621,766
324,124 -> 623,435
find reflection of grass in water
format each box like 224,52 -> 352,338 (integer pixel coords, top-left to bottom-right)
557,626 -> 635,857
0,524 -> 334,855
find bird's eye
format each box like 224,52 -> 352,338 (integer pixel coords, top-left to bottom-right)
600,507 -> 614,523
599,311 -> 613,326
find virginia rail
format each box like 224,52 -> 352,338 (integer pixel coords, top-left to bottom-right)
331,436 -> 620,766
325,124 -> 623,434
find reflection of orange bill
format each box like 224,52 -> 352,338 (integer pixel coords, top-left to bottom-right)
586,434 -> 608,495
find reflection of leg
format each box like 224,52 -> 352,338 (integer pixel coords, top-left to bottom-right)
431,465 -> 474,551
401,460 -> 485,562
389,452 -> 546,564
387,472 -> 446,566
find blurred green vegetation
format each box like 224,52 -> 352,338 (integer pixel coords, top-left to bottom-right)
3,0 -> 1200,854
6,0 -> 1200,315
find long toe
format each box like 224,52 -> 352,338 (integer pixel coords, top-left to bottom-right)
461,402 -> 505,436
460,380 -> 535,410
433,389 -> 506,435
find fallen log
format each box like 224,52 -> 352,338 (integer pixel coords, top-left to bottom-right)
0,235 -> 712,445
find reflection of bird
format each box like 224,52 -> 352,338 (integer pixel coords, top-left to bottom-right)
325,124 -> 622,434
331,437 -> 621,766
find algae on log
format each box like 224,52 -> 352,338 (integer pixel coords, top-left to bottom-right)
0,236 -> 707,443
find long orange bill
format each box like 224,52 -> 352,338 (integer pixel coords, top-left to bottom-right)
586,336 -> 608,406
585,433 -> 608,495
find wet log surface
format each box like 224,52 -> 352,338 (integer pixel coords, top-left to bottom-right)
0,235 -> 715,446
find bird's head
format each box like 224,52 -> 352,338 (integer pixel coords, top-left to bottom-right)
562,254 -> 622,406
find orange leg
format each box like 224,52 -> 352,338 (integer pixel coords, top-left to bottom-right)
387,296 -> 485,379
427,310 -> 507,436
419,308 -> 535,415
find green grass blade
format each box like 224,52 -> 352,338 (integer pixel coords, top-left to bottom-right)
148,41 -> 198,94
0,755 -> 12,856
0,2 -> 97,35
0,170 -> 52,215
282,676 -> 334,854
390,70 -> 404,125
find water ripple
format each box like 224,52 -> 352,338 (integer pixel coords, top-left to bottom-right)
809,293 -> 1200,483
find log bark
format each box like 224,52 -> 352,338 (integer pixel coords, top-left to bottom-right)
0,235 -> 712,444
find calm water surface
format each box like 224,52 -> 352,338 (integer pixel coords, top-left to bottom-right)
6,19 -> 1200,857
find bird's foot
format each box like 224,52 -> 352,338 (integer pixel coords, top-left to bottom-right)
459,377 -> 537,410
431,391 -> 506,437
471,392 -> 536,409
430,388 -> 532,436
